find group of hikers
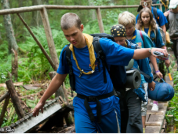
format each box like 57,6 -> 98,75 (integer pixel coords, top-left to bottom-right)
32,0 -> 178,133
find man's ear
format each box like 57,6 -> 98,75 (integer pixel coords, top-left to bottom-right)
80,24 -> 84,31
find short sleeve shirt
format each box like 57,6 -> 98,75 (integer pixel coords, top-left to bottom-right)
57,38 -> 134,116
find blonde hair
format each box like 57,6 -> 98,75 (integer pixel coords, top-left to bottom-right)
136,7 -> 157,31
118,11 -> 136,26
61,13 -> 81,30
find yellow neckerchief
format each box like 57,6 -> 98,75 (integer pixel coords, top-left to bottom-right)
160,0 -> 169,10
125,40 -> 128,47
129,28 -> 136,40
142,25 -> 152,38
69,33 -> 96,76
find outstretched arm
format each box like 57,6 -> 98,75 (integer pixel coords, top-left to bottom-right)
33,73 -> 67,116
132,47 -> 168,60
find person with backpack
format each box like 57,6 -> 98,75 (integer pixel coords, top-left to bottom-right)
118,11 -> 165,132
110,24 -> 155,133
136,0 -> 168,35
32,13 -> 168,133
166,0 -> 178,71
136,7 -> 171,79
118,11 -> 163,79
156,0 -> 170,13
135,7 -> 171,129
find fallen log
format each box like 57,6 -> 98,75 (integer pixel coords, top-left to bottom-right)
0,96 -> 10,126
0,92 -> 9,103
6,79 -> 24,119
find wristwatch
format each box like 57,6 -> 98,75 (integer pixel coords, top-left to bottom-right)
149,47 -> 153,54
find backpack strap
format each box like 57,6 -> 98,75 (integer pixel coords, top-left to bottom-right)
153,7 -> 160,26
139,30 -> 145,48
63,45 -> 76,96
93,37 -> 108,83
139,31 -> 144,42
132,67 -> 151,80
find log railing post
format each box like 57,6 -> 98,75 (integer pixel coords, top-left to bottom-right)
6,79 -> 24,119
0,96 -> 10,126
96,7 -> 104,33
40,7 -> 59,68
17,13 -> 57,71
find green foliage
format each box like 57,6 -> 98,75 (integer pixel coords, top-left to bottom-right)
166,70 -> 178,132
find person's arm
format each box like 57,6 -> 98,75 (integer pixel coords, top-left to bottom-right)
149,55 -> 163,78
132,47 -> 168,60
161,46 -> 171,67
161,25 -> 166,35
33,73 -> 67,116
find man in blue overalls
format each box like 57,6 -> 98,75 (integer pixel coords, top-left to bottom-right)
32,13 -> 168,133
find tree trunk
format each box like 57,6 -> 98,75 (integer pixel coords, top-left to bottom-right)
88,0 -> 96,20
1,0 -> 18,53
31,0 -> 42,27
44,0 -> 49,4
0,31 -> 2,44
11,49 -> 18,81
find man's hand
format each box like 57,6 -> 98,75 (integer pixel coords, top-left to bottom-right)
151,48 -> 168,59
148,81 -> 155,91
165,59 -> 171,67
32,101 -> 45,117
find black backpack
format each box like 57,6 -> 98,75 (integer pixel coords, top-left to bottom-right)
63,33 -> 127,96
62,33 -> 151,95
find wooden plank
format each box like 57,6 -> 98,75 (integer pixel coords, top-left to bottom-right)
145,121 -> 162,126
148,115 -> 164,122
0,82 -> 23,88
145,126 -> 161,133
96,8 -> 104,33
40,7 -> 59,69
146,110 -> 165,115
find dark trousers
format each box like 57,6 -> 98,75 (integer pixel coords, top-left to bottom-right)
118,89 -> 142,133
171,39 -> 178,70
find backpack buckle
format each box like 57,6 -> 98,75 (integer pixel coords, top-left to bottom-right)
88,96 -> 96,102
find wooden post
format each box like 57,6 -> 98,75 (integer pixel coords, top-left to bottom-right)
0,92 -> 9,103
40,7 -> 59,68
6,79 -> 24,119
11,49 -> 18,81
96,8 -> 104,33
0,96 -> 10,126
49,71 -> 68,103
17,13 -> 57,71
48,71 -> 73,126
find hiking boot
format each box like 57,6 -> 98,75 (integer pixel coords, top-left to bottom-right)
151,103 -> 159,111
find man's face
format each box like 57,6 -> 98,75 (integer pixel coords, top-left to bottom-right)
62,24 -> 84,48
114,36 -> 126,46
141,0 -> 151,9
125,24 -> 135,37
